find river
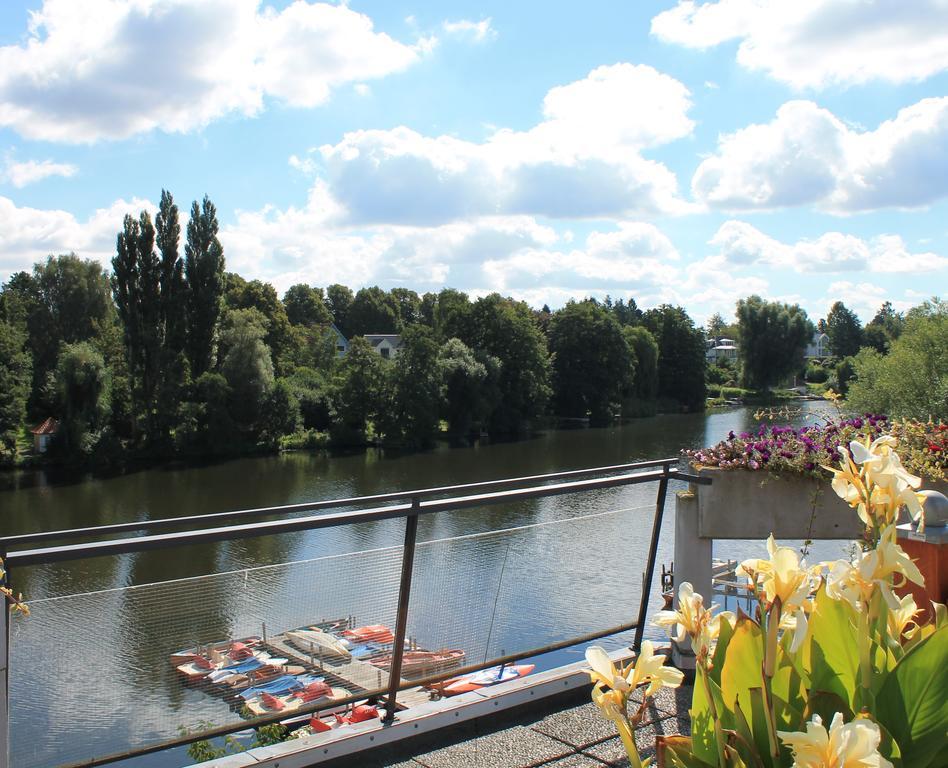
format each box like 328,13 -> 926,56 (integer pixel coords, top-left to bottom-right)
3,404 -> 852,768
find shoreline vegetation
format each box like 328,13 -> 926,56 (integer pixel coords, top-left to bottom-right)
1,191 -> 944,474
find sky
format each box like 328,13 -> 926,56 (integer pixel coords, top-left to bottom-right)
1,0 -> 946,326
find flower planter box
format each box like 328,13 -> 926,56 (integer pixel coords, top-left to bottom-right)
693,467 -> 947,540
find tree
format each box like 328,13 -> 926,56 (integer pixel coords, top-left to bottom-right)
826,301 -> 863,359
54,342 -> 111,455
643,305 -> 707,410
438,338 -> 490,439
863,301 -> 904,354
433,288 -> 473,341
382,326 -> 442,447
259,379 -> 301,447
389,288 -> 422,328
7,255 -> 113,414
609,297 -> 643,327
622,326 -> 659,403
847,299 -> 947,420
735,296 -> 812,391
326,284 -> 354,337
348,286 -> 398,336
225,275 -> 292,372
286,367 -> 334,431
331,336 -> 386,441
219,309 -> 274,429
112,211 -> 162,440
548,301 -> 632,425
185,195 -> 225,377
464,294 -> 551,435
0,317 -> 31,462
284,284 -> 331,327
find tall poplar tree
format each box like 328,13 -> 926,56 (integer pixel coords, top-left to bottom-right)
184,195 -> 225,377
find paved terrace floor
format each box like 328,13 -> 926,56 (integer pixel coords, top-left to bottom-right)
323,683 -> 692,768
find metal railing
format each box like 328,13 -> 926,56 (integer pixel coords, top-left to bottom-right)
0,458 -> 709,768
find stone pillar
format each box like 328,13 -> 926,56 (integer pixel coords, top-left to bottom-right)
672,488 -> 712,669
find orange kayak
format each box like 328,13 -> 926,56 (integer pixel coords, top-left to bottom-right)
436,664 -> 536,695
341,625 -> 394,644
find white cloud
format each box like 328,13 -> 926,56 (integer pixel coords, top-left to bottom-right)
2,158 -> 77,188
0,195 -> 154,279
693,98 -> 948,212
710,220 -> 948,274
0,0 -> 423,143
652,0 -> 948,89
316,63 -> 696,224
442,18 -> 496,43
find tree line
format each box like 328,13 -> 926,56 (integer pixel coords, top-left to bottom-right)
0,191 -> 711,465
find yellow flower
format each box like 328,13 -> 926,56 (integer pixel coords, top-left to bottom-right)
884,590 -> 920,641
626,641 -> 684,697
778,712 -> 893,768
739,535 -> 820,613
826,525 -> 924,611
585,642 -> 684,700
586,645 -> 632,694
652,581 -> 705,643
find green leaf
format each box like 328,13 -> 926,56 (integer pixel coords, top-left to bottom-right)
804,690 -> 853,724
875,625 -> 948,768
710,613 -> 735,686
690,671 -> 720,766
656,736 -> 717,768
721,616 -> 765,718
808,584 -> 859,710
748,687 -> 775,768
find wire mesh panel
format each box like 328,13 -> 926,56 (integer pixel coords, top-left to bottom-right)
404,504 -> 658,680
9,545 -> 405,768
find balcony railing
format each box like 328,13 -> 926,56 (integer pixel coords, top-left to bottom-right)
0,458 -> 708,768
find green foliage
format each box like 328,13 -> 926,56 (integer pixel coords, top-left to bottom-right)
348,285 -> 398,336
389,287 -> 422,328
834,356 -> 856,396
326,283 -> 354,337
432,288 -> 474,341
804,363 -> 829,384
0,317 -> 31,462
549,300 -> 632,425
825,301 -> 864,359
220,309 -> 275,428
438,337 -> 491,438
259,379 -> 301,447
863,301 -> 904,354
283,283 -> 331,327
54,342 -> 111,456
331,336 -> 386,442
736,295 -> 812,391
464,293 -> 551,436
644,304 -> 707,410
185,195 -> 225,377
286,367 -> 334,430
380,326 -> 443,447
847,303 -> 948,420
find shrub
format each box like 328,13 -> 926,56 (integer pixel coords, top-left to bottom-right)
805,363 -> 829,383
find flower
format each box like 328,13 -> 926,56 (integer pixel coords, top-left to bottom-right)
626,641 -> 684,697
826,525 -> 924,611
884,591 -> 920,641
739,535 -> 820,613
652,582 -> 705,643
778,712 -> 893,768
585,642 -> 684,701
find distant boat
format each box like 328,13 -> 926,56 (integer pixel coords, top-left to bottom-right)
244,681 -> 348,716
239,674 -> 322,701
226,665 -> 306,691
285,629 -> 352,661
205,656 -> 289,684
369,649 -> 466,678
435,664 -> 536,695
169,637 -> 261,666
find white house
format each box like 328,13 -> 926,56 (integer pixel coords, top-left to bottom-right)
805,332 -> 831,359
706,337 -> 739,363
364,334 -> 403,359
330,324 -> 349,358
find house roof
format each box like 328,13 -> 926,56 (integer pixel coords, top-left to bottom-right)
31,417 -> 59,435
363,334 -> 402,347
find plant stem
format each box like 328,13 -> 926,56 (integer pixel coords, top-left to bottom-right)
701,665 -> 728,768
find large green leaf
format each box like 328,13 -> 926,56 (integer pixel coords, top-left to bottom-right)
721,616 -> 764,717
656,736 -> 716,768
690,671 -> 719,766
875,625 -> 948,768
808,585 -> 859,710
710,612 -> 735,687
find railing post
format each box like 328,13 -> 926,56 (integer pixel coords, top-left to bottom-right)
632,464 -> 670,652
1,551 -> 10,768
383,498 -> 420,723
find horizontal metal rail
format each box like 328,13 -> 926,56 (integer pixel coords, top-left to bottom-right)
56,617 -> 641,768
0,458 -> 681,548
5,466 -> 706,567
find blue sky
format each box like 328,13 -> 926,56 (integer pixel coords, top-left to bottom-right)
1,0 -> 946,325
